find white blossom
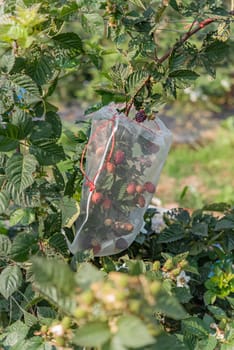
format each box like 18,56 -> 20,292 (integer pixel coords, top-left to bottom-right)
176,271 -> 190,288
50,324 -> 64,337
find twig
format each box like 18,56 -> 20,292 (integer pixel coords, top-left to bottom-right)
125,13 -> 233,116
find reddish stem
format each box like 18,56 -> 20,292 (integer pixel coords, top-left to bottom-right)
125,14 -> 232,116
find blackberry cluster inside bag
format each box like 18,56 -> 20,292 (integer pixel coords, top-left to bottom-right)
66,104 -> 173,256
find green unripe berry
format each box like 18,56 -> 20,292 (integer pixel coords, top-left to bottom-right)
41,325 -> 48,334
74,307 -> 87,319
61,316 -> 71,330
129,300 -> 141,313
150,281 -> 161,295
81,290 -> 94,305
153,261 -> 161,271
55,336 -> 65,347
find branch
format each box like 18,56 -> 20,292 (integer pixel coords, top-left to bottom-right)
125,13 -> 233,116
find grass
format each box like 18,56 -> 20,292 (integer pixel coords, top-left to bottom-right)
157,119 -> 234,209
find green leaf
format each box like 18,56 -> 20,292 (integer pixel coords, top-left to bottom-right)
215,218 -> 234,231
10,208 -> 35,226
192,222 -> 208,237
0,189 -> 10,214
155,294 -> 187,320
53,32 -> 83,52
0,321 -> 29,348
207,305 -> 227,320
174,286 -> 193,303
11,109 -> 33,138
76,263 -> 105,289
198,336 -> 217,350
0,265 -> 22,299
129,0 -> 146,10
126,70 -> 148,96
204,290 -> 216,305
27,55 -> 54,85
0,234 -> 12,257
32,258 -> 76,313
58,196 -> 80,228
158,223 -> 185,243
30,142 -> 65,165
0,49 -> 15,73
169,69 -> 199,80
6,153 -> 38,193
202,203 -> 231,212
182,317 -> 209,338
116,315 -> 155,348
10,232 -> 39,262
74,322 -> 111,347
45,111 -> 62,140
10,74 -> 41,104
32,257 -> 76,296
0,124 -> 20,151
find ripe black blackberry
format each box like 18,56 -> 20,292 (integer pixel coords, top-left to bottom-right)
135,109 -> 147,123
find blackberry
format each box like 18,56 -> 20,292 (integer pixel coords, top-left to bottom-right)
115,238 -> 128,250
135,109 -> 147,123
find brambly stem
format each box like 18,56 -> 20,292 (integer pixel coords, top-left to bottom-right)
125,13 -> 234,116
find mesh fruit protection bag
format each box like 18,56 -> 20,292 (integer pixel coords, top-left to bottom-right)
66,104 -> 172,256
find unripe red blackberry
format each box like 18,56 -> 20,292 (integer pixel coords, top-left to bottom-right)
106,162 -> 116,173
114,150 -> 125,164
126,182 -> 136,195
136,184 -> 144,193
135,109 -> 147,123
91,192 -> 103,204
137,195 -> 146,208
102,198 -> 112,210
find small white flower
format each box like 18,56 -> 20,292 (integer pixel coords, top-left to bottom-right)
50,324 -> 64,337
220,79 -> 230,89
176,271 -> 190,288
162,271 -> 170,279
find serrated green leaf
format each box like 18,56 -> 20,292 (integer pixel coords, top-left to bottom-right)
49,233 -> 68,254
75,263 -> 105,289
0,124 -> 20,151
11,109 -> 33,138
215,218 -> 234,230
57,196 -> 80,228
6,153 -> 38,193
10,74 -> 41,104
27,55 -> 54,86
10,232 -> 38,262
0,234 -> 11,257
74,322 -> 111,347
182,317 -> 209,338
32,257 -> 76,296
30,142 -> 65,165
207,305 -> 227,320
192,222 -> 208,237
1,321 -> 29,347
0,49 -> 15,73
126,70 -> 148,96
0,189 -> 10,213
198,336 -> 217,350
174,286 -> 193,303
45,111 -> 62,140
0,265 -> 22,299
155,293 -> 187,320
116,315 -> 155,348
10,208 -> 35,226
158,223 -> 185,243
129,0 -> 146,9
53,32 -> 83,51
169,69 -> 199,80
